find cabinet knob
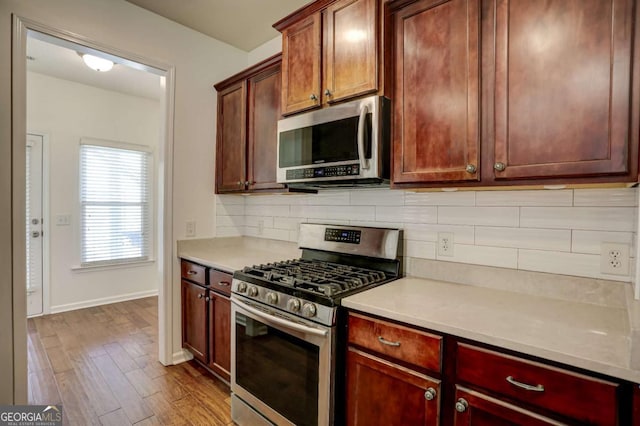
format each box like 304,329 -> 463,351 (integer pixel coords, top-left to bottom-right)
455,398 -> 468,413
237,180 -> 244,187
310,93 -> 318,101
205,296 -> 210,302
424,387 -> 437,401
465,164 -> 477,174
324,89 -> 332,97
245,180 -> 255,186
494,162 -> 506,172
197,293 -> 204,299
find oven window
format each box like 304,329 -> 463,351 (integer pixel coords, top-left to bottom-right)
279,114 -> 372,167
236,312 -> 319,426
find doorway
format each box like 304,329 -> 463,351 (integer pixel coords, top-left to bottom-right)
12,15 -> 176,403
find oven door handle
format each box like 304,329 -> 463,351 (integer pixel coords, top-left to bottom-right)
231,298 -> 328,337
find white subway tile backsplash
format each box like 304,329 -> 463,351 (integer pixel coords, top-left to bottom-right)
350,189 -> 405,206
439,244 -> 518,269
376,206 -> 437,224
214,187 -> 638,283
571,230 -> 634,255
475,227 -> 571,251
405,240 -> 437,259
405,191 -> 476,206
438,207 -> 519,227
403,224 -> 475,244
573,188 -> 637,207
216,204 -> 245,216
245,204 -> 290,217
518,249 -> 630,282
476,190 -> 573,206
520,207 -> 635,231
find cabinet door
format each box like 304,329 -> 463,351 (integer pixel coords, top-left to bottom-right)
453,387 -> 564,426
247,64 -> 285,191
346,347 -> 440,426
181,280 -> 208,363
392,0 -> 480,183
216,81 -> 246,193
281,13 -> 322,115
323,0 -> 378,104
492,0 -> 634,180
208,292 -> 231,382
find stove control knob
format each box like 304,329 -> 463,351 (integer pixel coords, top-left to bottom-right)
236,282 -> 247,293
248,286 -> 259,297
266,292 -> 278,305
287,298 -> 301,312
302,303 -> 317,318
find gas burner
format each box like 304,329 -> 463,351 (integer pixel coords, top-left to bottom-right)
241,259 -> 388,297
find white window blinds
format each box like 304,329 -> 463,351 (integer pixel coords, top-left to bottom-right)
80,143 -> 151,267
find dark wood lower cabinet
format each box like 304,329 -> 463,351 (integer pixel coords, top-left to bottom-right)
452,386 -> 561,426
207,292 -> 231,382
346,347 -> 440,426
181,279 -> 208,363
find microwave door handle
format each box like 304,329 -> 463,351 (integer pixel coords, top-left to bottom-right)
231,298 -> 328,337
357,104 -> 370,170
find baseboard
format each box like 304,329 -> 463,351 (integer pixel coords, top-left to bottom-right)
172,349 -> 194,365
50,289 -> 159,314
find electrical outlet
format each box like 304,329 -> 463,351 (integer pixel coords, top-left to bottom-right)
600,242 -> 629,275
438,232 -> 454,257
55,214 -> 71,226
185,220 -> 196,238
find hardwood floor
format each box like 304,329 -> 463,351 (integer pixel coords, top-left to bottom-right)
28,297 -> 233,426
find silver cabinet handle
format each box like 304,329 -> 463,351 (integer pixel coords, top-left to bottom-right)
310,93 -> 318,101
218,281 -> 231,287
357,103 -> 370,170
187,270 -> 198,275
506,376 -> 545,392
455,398 -> 468,413
494,162 -> 506,171
197,293 -> 204,299
377,336 -> 400,347
324,89 -> 332,97
466,164 -> 477,174
424,387 -> 437,401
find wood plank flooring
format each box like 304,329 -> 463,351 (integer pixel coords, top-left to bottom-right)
28,297 -> 233,426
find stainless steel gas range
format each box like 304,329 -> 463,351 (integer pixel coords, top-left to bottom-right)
230,223 -> 401,426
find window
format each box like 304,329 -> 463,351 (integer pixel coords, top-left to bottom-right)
79,141 -> 151,267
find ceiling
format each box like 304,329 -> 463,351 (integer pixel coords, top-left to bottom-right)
124,0 -> 311,51
27,34 -> 163,101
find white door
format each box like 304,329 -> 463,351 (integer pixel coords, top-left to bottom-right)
26,133 -> 43,317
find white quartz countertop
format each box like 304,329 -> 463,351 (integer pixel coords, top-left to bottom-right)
177,237 -> 301,273
342,277 -> 639,382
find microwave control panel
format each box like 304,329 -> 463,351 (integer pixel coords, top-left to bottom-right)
286,164 -> 360,180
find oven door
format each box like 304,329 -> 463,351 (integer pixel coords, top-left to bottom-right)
231,295 -> 334,426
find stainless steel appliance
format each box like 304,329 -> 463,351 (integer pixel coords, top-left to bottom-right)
276,95 -> 390,188
231,223 -> 401,426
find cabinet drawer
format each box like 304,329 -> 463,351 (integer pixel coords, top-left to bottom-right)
180,260 -> 206,286
209,269 -> 232,296
348,313 -> 442,373
456,343 -> 619,425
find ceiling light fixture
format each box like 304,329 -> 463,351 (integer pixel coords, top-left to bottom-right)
81,54 -> 114,72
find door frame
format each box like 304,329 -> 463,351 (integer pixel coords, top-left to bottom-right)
11,15 -> 176,402
26,132 -> 50,317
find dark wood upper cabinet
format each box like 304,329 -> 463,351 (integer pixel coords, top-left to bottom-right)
281,14 -> 322,114
215,82 -> 246,193
390,0 -> 640,187
247,64 -> 284,191
391,0 -> 480,183
214,54 -> 284,194
492,0 -> 635,180
276,0 -> 381,116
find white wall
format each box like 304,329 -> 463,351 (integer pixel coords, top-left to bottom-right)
27,71 -> 161,312
217,187 -> 638,283
247,36 -> 282,65
1,0 -> 250,403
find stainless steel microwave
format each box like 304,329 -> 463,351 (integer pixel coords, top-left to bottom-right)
276,95 -> 390,187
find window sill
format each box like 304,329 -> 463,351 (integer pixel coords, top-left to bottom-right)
72,259 -> 156,273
